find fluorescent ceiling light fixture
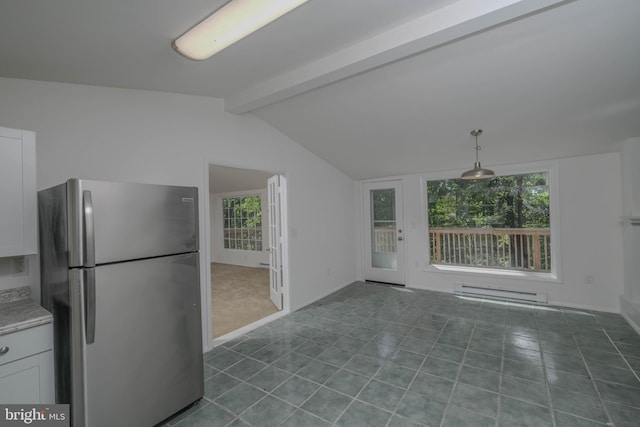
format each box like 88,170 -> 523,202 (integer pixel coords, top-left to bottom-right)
173,0 -> 308,60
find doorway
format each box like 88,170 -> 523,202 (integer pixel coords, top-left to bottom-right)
207,165 -> 287,339
362,180 -> 406,285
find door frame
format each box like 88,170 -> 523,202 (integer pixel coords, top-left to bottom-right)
361,179 -> 406,286
202,160 -> 290,351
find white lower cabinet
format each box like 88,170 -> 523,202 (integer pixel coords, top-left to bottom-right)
0,323 -> 55,403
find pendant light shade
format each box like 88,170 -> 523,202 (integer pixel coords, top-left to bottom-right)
460,129 -> 495,179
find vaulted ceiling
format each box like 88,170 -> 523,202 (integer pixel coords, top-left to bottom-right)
2,0 -> 639,179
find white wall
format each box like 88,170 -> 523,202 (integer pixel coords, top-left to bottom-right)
621,138 -> 640,218
0,77 -> 357,312
358,152 -> 625,312
620,138 -> 640,331
0,255 -> 37,296
210,189 -> 269,268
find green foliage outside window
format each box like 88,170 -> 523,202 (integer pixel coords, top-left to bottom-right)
426,172 -> 551,271
427,173 -> 549,228
223,195 -> 262,251
372,188 -> 395,226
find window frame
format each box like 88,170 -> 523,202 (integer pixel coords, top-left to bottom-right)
421,160 -> 561,282
221,192 -> 264,252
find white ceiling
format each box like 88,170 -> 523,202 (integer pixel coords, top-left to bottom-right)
2,0 -> 639,179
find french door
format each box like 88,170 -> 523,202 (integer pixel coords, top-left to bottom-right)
363,181 -> 405,285
267,174 -> 284,310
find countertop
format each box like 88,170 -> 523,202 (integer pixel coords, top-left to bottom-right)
0,287 -> 52,336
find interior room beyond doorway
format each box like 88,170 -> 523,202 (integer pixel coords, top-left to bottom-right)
211,263 -> 278,337
208,164 -> 285,339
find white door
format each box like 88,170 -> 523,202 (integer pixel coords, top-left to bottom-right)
268,175 -> 283,310
363,181 -> 405,285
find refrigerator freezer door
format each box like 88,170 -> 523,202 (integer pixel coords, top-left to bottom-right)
67,179 -> 198,267
82,253 -> 203,427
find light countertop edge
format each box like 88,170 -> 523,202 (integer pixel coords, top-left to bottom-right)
0,288 -> 53,336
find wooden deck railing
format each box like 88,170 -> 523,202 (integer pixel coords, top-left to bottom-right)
429,227 -> 551,272
373,226 -> 551,272
373,227 -> 396,253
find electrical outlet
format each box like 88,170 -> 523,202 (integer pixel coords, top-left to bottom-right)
12,257 -> 28,276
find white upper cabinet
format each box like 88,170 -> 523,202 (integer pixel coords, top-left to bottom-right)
0,127 -> 37,256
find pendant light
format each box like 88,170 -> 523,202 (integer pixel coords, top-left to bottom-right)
460,129 -> 495,179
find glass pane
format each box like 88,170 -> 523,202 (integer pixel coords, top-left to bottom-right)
221,194 -> 263,252
372,189 -> 395,221
370,189 -> 397,270
426,172 -> 551,272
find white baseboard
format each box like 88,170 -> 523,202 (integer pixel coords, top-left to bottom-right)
291,280 -> 356,311
620,295 -> 640,335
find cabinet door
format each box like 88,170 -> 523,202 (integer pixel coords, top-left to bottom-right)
0,127 -> 37,256
0,351 -> 54,403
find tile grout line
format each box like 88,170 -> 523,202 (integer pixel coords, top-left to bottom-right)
475,299 -> 507,427
274,290 -> 432,426
234,304 -> 496,424
535,312 -> 559,427
495,307 -> 506,427
343,291 -> 451,427
437,313 -> 480,427
322,335 -> 391,426
601,327 -> 640,385
186,284 -> 640,427
386,298 -> 450,427
209,328 -> 349,426
350,308 -> 442,427
273,316 -> 391,426
208,286 -> 375,425
567,321 -> 616,427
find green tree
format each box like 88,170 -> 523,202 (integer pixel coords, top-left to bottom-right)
427,172 -> 549,229
427,172 -> 550,269
223,195 -> 262,251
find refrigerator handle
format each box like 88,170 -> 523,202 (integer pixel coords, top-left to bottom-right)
83,190 -> 96,267
85,268 -> 96,344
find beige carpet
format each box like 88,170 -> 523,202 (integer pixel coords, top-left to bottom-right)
211,263 -> 279,338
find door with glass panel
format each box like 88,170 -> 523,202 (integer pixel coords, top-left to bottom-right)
267,174 -> 283,310
363,181 -> 405,285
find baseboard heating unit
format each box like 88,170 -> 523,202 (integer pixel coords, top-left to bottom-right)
454,283 -> 547,304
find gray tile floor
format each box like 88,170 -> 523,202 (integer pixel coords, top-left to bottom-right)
164,281 -> 640,427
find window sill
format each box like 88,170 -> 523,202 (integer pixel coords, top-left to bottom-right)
425,264 -> 560,283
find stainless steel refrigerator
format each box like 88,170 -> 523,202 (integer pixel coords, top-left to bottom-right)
38,179 -> 203,427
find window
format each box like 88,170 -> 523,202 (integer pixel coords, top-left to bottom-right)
426,172 -> 550,272
222,195 -> 262,251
